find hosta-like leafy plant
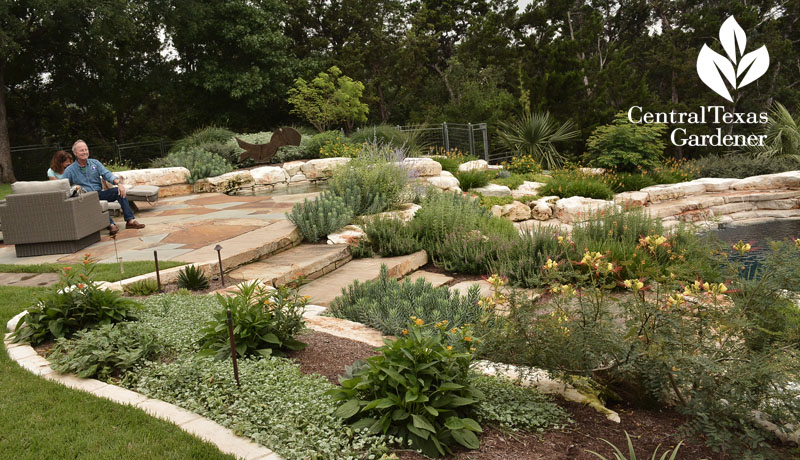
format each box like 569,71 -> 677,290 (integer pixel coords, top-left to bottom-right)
199,281 -> 307,359
177,265 -> 210,291
11,255 -> 139,345
48,322 -> 161,382
327,319 -> 484,458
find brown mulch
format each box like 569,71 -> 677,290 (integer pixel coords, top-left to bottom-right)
289,329 -> 798,460
124,276 -> 247,297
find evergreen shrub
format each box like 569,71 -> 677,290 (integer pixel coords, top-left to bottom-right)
287,192 -> 354,242
328,265 -> 484,336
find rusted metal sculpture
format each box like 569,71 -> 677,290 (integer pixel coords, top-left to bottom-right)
236,127 -> 302,164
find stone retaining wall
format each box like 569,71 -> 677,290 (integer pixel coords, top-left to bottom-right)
117,162 -> 800,230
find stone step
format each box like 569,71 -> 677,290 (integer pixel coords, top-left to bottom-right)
299,250 -> 428,306
229,243 -> 351,287
404,270 -> 453,287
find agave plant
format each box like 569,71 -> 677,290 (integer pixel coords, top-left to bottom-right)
753,102 -> 800,161
496,111 -> 580,170
177,265 -> 210,291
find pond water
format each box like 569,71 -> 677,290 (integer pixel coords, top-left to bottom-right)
712,219 -> 800,278
228,181 -> 328,197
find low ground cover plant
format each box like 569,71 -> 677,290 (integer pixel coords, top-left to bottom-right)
328,265 -> 484,335
199,282 -> 307,359
472,374 -> 570,432
328,318 -> 484,457
48,322 -> 161,382
11,256 -> 139,345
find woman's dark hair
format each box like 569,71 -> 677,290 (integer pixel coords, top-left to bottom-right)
50,150 -> 73,174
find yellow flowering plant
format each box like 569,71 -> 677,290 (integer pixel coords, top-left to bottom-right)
199,281 -> 308,359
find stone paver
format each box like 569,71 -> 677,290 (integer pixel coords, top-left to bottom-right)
449,280 -> 494,298
404,270 -> 453,287
0,272 -> 60,287
0,192 -> 316,271
230,244 -> 351,287
299,251 -> 428,306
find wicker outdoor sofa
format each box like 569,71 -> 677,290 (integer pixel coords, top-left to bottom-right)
0,179 -> 110,257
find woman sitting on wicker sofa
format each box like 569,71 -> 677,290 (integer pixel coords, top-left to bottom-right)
47,150 -> 73,180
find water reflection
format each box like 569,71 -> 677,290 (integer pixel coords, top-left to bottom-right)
713,219 -> 800,279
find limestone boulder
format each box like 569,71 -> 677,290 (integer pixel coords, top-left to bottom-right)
327,225 -> 366,245
554,196 -> 616,223
614,191 -> 649,207
580,167 -> 605,175
371,203 -> 422,222
282,160 -> 306,176
193,171 -> 255,193
492,201 -> 532,222
732,171 -> 800,191
691,177 -> 738,192
532,196 -> 559,220
427,175 -> 461,191
301,157 -> 350,179
517,181 -> 545,195
641,182 -> 707,202
472,183 -> 511,197
251,166 -> 289,185
116,167 -> 191,187
458,160 -> 489,172
402,158 -> 442,177
290,173 -> 308,183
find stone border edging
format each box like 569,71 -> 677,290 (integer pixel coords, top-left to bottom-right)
2,332 -> 281,460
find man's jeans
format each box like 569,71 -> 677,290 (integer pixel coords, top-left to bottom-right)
98,188 -> 134,224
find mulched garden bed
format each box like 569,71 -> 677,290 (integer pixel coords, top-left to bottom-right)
289,329 -> 798,460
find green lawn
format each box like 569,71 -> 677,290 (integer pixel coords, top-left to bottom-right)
0,261 -> 185,283
0,183 -> 11,201
0,286 -> 236,460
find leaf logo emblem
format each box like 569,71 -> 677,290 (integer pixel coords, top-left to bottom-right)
696,16 -> 769,102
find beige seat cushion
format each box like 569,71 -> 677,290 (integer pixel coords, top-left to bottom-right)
12,179 -> 70,195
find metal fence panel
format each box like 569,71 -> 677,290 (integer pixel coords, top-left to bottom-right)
397,123 -> 489,160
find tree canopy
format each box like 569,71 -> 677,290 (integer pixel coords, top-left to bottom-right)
2,0 -> 800,179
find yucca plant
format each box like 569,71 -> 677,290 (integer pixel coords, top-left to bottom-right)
177,265 -> 210,291
496,111 -> 580,170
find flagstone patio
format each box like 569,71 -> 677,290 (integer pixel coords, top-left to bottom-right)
0,191 -> 320,268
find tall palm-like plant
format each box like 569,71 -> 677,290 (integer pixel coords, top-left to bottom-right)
496,112 -> 580,170
754,102 -> 800,161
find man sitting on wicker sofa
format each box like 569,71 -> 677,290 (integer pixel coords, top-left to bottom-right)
63,139 -> 145,236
